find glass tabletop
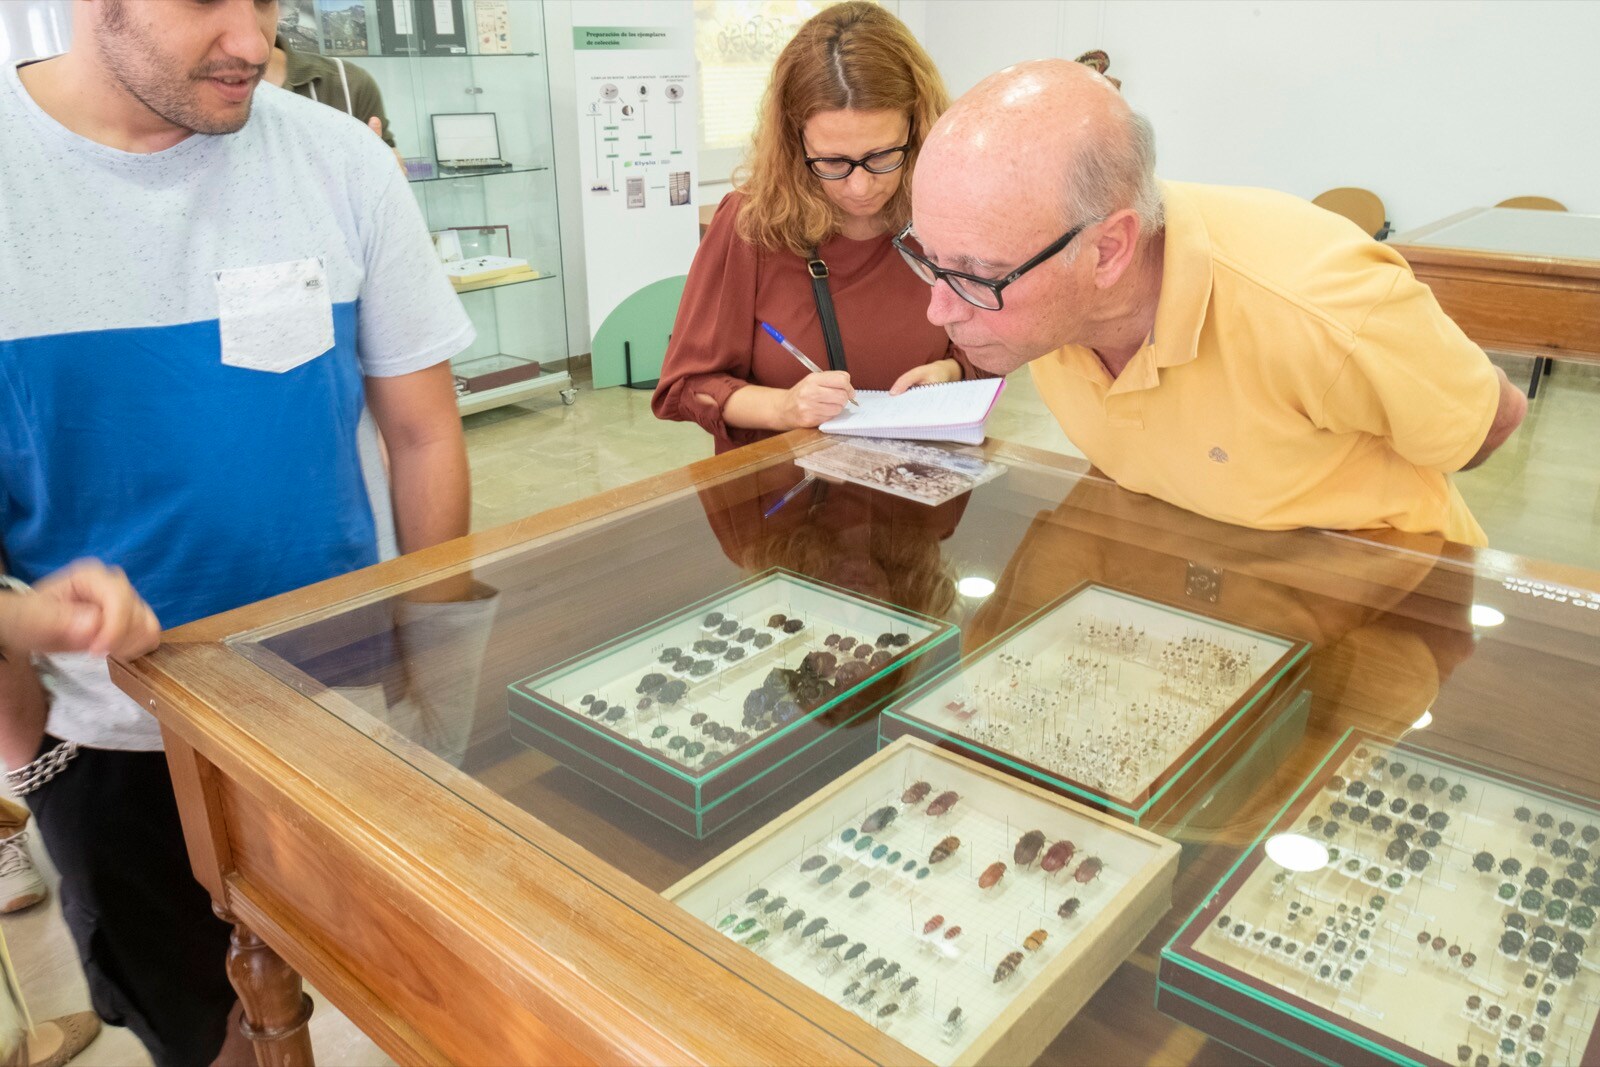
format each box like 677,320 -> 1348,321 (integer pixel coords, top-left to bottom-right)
1400,207 -> 1600,261
226,435 -> 1600,1066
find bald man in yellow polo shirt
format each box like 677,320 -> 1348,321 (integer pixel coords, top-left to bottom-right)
898,60 -> 1526,546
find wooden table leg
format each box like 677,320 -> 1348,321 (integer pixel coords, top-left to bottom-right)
214,904 -> 316,1067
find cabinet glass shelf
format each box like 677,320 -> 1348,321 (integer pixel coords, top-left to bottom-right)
408,163 -> 550,185
361,51 -> 542,59
451,270 -> 556,296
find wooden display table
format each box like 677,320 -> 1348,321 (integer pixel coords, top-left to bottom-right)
110,432 -> 1600,1065
1391,207 -> 1600,397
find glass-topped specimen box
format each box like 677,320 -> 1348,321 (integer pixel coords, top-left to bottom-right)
669,737 -> 1180,1066
508,569 -> 959,838
1159,729 -> 1600,1067
879,583 -> 1311,825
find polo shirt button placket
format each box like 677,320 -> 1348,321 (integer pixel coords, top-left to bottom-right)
1108,401 -> 1144,430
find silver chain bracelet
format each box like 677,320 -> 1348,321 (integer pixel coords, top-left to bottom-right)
6,741 -> 79,796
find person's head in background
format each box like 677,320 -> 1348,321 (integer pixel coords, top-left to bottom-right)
68,0 -> 274,149
737,1 -> 949,254
904,58 -> 1164,374
1074,49 -> 1121,90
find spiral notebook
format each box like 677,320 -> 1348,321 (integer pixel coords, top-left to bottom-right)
818,377 -> 1006,444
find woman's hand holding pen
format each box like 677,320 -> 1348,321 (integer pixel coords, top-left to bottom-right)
781,370 -> 856,427
758,322 -> 859,425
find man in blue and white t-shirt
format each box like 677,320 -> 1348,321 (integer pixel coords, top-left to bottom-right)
0,1 -> 474,1063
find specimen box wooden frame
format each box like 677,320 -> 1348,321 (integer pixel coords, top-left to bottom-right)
878,582 -> 1311,825
1159,729 -> 1600,1066
508,569 -> 958,838
667,737 -> 1181,1066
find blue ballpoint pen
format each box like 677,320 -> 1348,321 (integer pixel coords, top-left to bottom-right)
760,322 -> 860,409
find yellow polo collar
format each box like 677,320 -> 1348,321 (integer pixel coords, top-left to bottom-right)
1059,180 -> 1215,394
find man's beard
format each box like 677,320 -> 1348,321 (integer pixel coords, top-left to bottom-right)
97,0 -> 264,136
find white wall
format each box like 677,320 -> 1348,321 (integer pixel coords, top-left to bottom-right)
919,0 -> 1600,230
0,0 -> 70,64
561,0 -> 1598,353
541,0 -> 593,358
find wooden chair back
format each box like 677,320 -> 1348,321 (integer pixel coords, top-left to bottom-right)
1312,187 -> 1389,239
1495,196 -> 1567,212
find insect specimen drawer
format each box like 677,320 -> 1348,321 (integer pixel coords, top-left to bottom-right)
879,583 -> 1310,824
667,736 -> 1180,1066
507,569 -> 957,838
1158,730 -> 1600,1067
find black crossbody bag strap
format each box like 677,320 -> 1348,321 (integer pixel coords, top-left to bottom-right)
806,249 -> 848,372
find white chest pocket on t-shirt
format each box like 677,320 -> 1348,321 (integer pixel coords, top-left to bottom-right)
214,257 -> 335,373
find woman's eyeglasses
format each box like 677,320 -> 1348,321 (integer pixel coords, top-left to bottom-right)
803,143 -> 911,180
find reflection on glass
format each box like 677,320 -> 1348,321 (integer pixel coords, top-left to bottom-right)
1471,603 -> 1507,627
266,573 -> 500,769
223,436 -> 1600,1064
957,576 -> 996,599
1263,832 -> 1328,873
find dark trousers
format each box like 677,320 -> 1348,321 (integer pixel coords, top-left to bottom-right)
26,738 -> 235,1067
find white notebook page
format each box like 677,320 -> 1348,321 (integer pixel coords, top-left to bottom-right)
819,378 -> 1005,435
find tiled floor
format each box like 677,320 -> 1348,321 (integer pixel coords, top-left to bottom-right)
8,354 -> 1595,1067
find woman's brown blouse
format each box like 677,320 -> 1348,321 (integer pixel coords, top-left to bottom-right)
653,192 -> 974,453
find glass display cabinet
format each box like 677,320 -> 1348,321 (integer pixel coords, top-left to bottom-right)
348,1 -> 572,413
111,431 -> 1600,1066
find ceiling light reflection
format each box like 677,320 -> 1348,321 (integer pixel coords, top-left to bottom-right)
957,577 -> 996,599
1470,604 -> 1506,628
1265,832 -> 1330,873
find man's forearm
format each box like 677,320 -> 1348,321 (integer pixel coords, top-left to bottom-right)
0,656 -> 49,769
0,595 -> 49,766
388,436 -> 470,554
1461,366 -> 1528,471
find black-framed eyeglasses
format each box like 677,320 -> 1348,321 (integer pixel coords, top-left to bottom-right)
893,221 -> 1092,310
803,141 -> 911,180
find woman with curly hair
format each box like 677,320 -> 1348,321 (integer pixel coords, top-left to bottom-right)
653,2 -> 979,453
